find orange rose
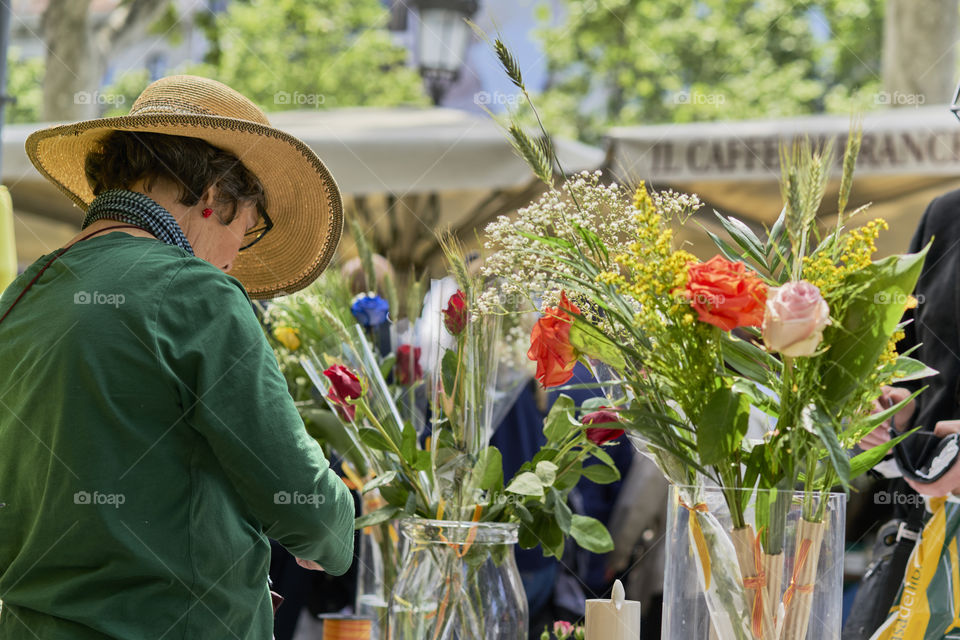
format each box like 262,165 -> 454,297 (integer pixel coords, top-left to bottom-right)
528,291 -> 580,388
681,255 -> 766,331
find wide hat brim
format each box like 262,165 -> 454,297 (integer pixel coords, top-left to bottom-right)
25,111 -> 343,300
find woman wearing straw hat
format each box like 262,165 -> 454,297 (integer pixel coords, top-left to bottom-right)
0,76 -> 355,639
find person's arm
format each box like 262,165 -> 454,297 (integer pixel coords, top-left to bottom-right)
155,261 -> 355,575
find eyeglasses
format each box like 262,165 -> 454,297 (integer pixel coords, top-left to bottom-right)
239,204 -> 273,251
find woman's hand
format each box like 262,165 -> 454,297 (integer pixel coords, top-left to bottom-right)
906,420 -> 960,497
859,386 -> 916,449
295,558 -> 325,571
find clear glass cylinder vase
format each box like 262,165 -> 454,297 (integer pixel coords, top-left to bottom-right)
662,485 -> 845,640
355,491 -> 401,640
388,519 -> 528,640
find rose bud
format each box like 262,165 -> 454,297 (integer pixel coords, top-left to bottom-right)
582,408 -> 624,445
443,289 -> 468,336
322,364 -> 363,421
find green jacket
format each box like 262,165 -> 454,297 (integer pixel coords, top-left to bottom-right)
0,234 -> 355,639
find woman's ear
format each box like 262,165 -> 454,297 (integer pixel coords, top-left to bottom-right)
199,183 -> 220,209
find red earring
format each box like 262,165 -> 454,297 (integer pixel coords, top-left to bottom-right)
202,208 -> 213,218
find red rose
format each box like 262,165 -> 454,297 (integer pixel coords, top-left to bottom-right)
527,291 -> 580,388
582,409 -> 624,445
681,255 -> 766,331
323,365 -> 362,421
395,344 -> 423,386
443,290 -> 468,336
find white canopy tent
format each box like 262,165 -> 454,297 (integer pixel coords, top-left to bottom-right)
2,106 -> 604,271
605,105 -> 960,258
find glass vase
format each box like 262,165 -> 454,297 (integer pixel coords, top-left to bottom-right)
355,490 -> 400,640
388,519 -> 527,640
662,485 -> 844,640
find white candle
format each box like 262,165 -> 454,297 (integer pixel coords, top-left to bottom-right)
585,580 -> 642,639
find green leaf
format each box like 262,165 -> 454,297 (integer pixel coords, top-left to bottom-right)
581,463 -> 621,484
354,506 -> 400,529
706,229 -> 765,273
721,331 -> 781,382
808,406 -> 850,487
819,245 -> 929,414
696,387 -> 751,466
840,387 -> 925,444
715,211 -> 769,270
413,449 -> 432,471
569,514 -> 614,553
535,460 -> 558,487
379,482 -> 409,509
441,348 -> 458,397
849,427 -> 919,480
358,427 -> 392,452
362,470 -> 398,494
379,353 -> 397,380
543,395 -> 577,442
401,422 -> 417,461
548,487 -> 573,534
404,491 -> 418,515
731,378 -> 779,418
474,446 -> 504,491
876,355 -> 938,385
506,471 -> 545,497
569,321 -> 627,369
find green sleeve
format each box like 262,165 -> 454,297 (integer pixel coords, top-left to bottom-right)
155,261 -> 355,575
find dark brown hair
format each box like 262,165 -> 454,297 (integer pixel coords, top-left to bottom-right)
84,131 -> 266,224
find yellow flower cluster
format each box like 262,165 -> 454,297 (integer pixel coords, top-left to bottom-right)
801,218 -> 888,297
839,219 -> 888,270
878,328 -> 906,369
599,182 -> 696,324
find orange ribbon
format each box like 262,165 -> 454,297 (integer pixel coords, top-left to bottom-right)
782,537 -> 815,609
741,528 -> 767,639
436,502 -> 484,558
680,501 -> 712,590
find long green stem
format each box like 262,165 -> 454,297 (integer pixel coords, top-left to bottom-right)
359,399 -> 433,511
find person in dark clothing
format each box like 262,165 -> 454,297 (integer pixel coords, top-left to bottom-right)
861,188 -> 960,495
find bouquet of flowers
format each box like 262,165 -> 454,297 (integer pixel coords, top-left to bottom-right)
477,31 -> 934,640
266,232 -> 621,637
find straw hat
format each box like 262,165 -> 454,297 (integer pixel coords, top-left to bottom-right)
25,75 -> 343,299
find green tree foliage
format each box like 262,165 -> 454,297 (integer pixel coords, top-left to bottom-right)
190,0 -> 429,111
5,48 -> 44,124
531,0 -> 885,142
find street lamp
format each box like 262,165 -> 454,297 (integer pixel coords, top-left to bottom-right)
413,0 -> 479,105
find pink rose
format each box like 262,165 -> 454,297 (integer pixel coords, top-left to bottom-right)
553,621 -> 574,639
761,281 -> 830,357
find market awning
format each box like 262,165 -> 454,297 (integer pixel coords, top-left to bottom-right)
605,105 -> 960,257
3,107 -> 605,271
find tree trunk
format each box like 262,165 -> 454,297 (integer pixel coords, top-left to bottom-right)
882,0 -> 959,106
41,0 -> 99,121
40,0 -> 171,122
